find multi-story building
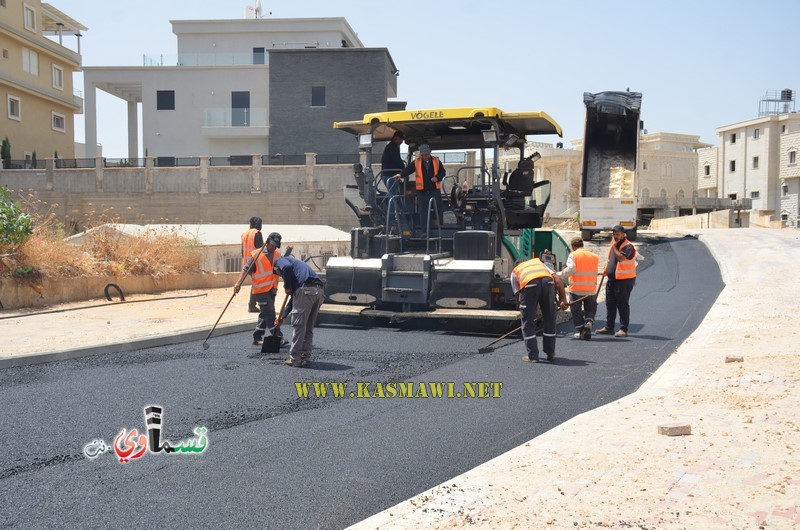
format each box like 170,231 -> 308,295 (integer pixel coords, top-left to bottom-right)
0,0 -> 84,163
779,130 -> 800,227
698,90 -> 800,225
82,17 -> 399,161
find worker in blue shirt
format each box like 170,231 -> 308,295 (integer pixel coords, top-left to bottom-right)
273,256 -> 325,367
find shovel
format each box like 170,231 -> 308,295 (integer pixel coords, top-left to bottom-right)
261,294 -> 291,354
478,325 -> 522,354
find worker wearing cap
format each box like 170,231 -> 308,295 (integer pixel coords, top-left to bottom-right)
395,144 -> 446,228
234,231 -> 285,346
241,217 -> 263,313
382,130 -> 406,199
511,252 -> 568,363
273,255 -> 325,368
556,237 -> 600,340
596,225 -> 637,337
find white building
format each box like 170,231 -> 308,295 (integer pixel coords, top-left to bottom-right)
82,17 -> 398,161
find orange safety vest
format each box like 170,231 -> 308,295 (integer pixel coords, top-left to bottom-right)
414,157 -> 441,191
241,228 -> 259,266
512,258 -> 552,291
606,239 -> 637,280
250,248 -> 278,294
568,248 -> 600,295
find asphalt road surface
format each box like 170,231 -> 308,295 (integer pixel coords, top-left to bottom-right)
0,235 -> 723,529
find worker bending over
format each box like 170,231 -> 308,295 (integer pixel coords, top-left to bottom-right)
273,256 -> 325,368
511,252 -> 568,363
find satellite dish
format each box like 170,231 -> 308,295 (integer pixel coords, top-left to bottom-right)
255,0 -> 262,17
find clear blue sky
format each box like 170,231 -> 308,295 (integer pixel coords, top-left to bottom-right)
61,0 -> 798,158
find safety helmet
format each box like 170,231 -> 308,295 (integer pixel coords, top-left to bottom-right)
267,232 -> 282,248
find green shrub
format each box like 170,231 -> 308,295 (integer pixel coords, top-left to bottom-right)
0,187 -> 33,245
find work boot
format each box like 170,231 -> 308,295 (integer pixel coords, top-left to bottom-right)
282,358 -> 301,367
522,355 -> 539,363
252,338 -> 262,346
596,327 -> 614,335
583,322 -> 593,340
248,306 -> 259,313
615,329 -> 628,337
546,352 -> 555,362
572,332 -> 582,339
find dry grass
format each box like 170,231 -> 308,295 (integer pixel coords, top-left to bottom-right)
4,193 -> 202,280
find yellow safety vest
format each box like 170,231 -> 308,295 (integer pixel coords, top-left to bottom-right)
241,228 -> 259,266
415,157 -> 441,191
606,239 -> 637,280
568,248 -> 599,295
250,248 -> 278,294
512,258 -> 552,291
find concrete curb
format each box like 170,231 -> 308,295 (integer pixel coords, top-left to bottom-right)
0,321 -> 253,369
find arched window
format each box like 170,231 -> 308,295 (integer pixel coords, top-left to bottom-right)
678,189 -> 685,200
660,188 -> 667,199
641,188 -> 650,199
661,163 -> 672,177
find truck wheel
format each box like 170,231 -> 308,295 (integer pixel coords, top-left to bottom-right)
581,230 -> 593,241
627,228 -> 637,242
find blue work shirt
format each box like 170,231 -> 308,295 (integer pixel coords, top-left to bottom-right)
274,256 -> 320,291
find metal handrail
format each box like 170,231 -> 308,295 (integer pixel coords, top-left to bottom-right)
425,197 -> 442,255
385,196 -> 404,255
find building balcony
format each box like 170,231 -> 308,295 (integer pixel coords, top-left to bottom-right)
733,198 -> 753,210
144,53 -> 268,67
201,108 -> 269,138
639,197 -> 668,208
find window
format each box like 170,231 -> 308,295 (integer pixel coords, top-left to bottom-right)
224,256 -> 240,273
729,160 -> 736,172
790,151 -> 797,164
22,47 -> 38,75
730,133 -> 737,143
750,191 -> 760,199
660,189 -> 667,199
156,90 -> 175,110
784,184 -> 790,196
252,47 -> 265,65
52,64 -> 63,90
641,188 -> 650,199
661,163 -> 672,177
753,156 -> 759,169
7,95 -> 20,120
754,128 -> 760,139
677,189 -> 685,200
704,164 -> 710,176
23,4 -> 36,31
52,112 -> 65,132
642,161 -> 647,170
311,86 -> 326,107
782,125 -> 787,133
728,193 -> 737,200
2,49 -> 7,59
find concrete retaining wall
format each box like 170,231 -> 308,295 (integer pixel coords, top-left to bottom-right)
649,209 -> 749,230
0,272 -> 240,310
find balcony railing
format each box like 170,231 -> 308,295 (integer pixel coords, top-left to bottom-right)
204,107 -> 267,127
639,197 -> 668,208
144,53 -> 268,67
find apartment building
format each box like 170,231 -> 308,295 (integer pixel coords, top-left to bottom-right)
82,17 -> 399,161
697,91 -> 800,225
0,0 -> 84,162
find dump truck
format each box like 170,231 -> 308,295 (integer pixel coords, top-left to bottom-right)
321,107 -> 571,328
579,91 -> 642,242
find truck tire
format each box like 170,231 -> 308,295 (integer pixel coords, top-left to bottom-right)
626,228 -> 637,242
581,229 -> 593,242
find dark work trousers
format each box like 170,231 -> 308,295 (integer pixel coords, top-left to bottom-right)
569,292 -> 597,331
248,288 -> 257,311
415,189 -> 443,229
519,278 -> 557,360
288,284 -> 325,363
605,277 -> 635,332
253,290 -> 277,341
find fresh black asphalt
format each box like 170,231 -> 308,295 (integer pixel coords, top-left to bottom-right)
0,235 -> 723,529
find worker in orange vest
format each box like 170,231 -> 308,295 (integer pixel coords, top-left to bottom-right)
557,237 -> 600,340
241,217 -> 263,313
511,252 -> 568,363
394,144 -> 445,229
596,225 -> 637,338
234,232 -> 287,347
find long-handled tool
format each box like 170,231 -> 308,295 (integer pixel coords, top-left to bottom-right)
478,325 -> 522,354
202,238 -> 272,350
568,274 -> 606,306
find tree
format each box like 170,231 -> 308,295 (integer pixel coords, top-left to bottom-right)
1,137 -> 10,169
